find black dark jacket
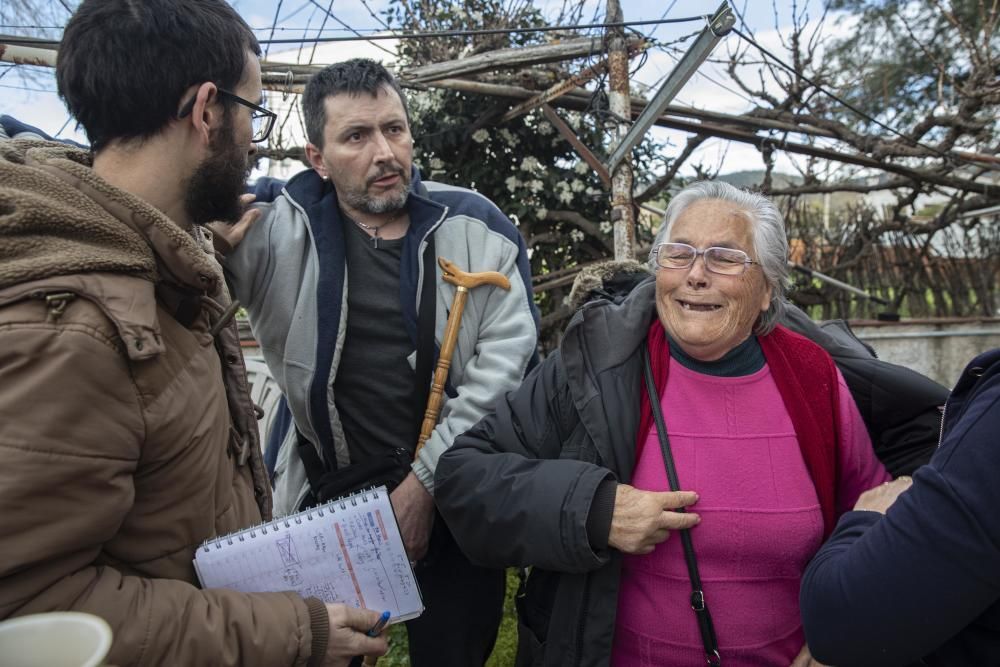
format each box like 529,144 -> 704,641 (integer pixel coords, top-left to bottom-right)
436,280 -> 655,666
801,347 -> 1000,666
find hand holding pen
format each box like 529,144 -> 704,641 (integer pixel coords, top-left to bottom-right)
366,611 -> 391,637
322,604 -> 387,667
362,611 -> 392,666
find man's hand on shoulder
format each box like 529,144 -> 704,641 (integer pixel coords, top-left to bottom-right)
207,193 -> 260,255
389,472 -> 435,562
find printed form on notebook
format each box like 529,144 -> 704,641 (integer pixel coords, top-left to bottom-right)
194,486 -> 423,623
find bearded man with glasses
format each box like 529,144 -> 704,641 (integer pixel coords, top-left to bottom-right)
435,180 -> 893,666
0,1 -> 385,665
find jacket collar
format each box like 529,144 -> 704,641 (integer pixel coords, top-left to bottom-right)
559,278 -> 657,475
561,277 -> 657,387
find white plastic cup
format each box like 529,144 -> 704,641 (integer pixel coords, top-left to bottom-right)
0,612 -> 112,667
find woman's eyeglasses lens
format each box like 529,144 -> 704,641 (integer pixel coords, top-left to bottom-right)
654,243 -> 751,275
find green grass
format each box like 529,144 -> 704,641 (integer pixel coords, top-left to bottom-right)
377,568 -> 520,666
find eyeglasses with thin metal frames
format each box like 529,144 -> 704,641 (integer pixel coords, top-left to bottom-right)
651,242 -> 760,276
177,87 -> 277,143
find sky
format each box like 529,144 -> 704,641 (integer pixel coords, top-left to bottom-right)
0,0 -> 841,178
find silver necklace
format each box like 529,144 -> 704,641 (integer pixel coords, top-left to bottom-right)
351,218 -> 381,249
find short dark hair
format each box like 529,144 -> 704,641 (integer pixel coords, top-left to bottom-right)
302,58 -> 409,149
57,0 -> 260,150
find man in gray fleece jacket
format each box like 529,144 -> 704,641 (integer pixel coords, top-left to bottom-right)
220,59 -> 540,666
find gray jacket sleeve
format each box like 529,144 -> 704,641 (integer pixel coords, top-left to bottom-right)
435,351 -> 615,573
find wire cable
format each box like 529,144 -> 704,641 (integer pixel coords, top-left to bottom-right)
0,16 -> 709,47
263,0 -> 285,58
306,0 -> 396,58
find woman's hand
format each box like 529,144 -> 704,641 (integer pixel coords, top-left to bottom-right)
608,483 -> 700,555
853,476 -> 913,514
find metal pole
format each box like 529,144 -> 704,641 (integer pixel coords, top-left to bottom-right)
789,263 -> 889,304
606,1 -> 734,173
606,0 -> 636,261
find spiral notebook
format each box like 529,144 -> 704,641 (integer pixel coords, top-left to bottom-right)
194,486 -> 423,622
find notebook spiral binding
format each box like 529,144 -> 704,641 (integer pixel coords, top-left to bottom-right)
203,486 -> 381,552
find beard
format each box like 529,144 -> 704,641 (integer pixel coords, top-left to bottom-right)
338,164 -> 411,215
185,115 -> 252,225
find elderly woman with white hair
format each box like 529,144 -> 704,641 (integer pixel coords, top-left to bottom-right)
435,181 -> 889,666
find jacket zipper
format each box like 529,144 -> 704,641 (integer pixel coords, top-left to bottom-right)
573,571 -> 591,665
937,399 -> 948,449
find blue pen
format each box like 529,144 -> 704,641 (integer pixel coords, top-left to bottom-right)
366,610 -> 391,637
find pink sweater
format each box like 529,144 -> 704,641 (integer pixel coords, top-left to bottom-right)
612,359 -> 889,666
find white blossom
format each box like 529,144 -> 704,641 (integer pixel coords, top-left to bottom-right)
519,156 -> 541,172
570,229 -> 585,243
472,129 -> 489,144
528,179 -> 544,193
536,207 -> 548,220
505,176 -> 520,193
600,221 -> 613,234
558,190 -> 574,204
429,158 -> 444,170
570,179 -> 586,192
500,129 -> 519,146
574,161 -> 590,175
536,120 -> 553,136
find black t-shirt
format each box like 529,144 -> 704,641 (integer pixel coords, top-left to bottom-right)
333,221 -> 420,463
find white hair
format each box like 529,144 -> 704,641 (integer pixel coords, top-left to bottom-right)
649,180 -> 789,334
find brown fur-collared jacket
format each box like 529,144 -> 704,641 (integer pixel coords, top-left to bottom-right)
0,140 -> 328,666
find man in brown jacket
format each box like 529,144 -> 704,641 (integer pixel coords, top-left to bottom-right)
0,1 -> 388,665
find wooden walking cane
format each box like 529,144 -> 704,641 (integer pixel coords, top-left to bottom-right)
364,257 -> 510,666
415,257 -> 511,457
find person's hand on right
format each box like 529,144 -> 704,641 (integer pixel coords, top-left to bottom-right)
608,483 -> 700,555
322,604 -> 388,666
853,476 -> 913,515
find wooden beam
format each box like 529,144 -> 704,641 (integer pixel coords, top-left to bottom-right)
540,105 -> 611,188
606,0 -> 636,261
500,39 -> 648,123
0,41 -> 57,67
401,35 -> 643,83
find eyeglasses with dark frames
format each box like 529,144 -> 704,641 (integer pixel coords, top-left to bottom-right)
177,87 -> 277,143
650,242 -> 760,276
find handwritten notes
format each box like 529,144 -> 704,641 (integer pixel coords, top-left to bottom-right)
194,487 -> 423,622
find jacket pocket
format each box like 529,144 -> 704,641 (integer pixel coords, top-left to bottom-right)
516,567 -> 564,667
515,613 -> 546,667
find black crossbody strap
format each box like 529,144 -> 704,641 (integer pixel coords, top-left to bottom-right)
295,427 -> 325,508
413,233 -> 437,434
642,344 -> 721,666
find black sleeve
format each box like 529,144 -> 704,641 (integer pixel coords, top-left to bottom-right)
800,386 -> 1000,666
434,351 -> 616,573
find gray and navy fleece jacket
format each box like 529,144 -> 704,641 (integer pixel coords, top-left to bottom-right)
225,168 -> 539,515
